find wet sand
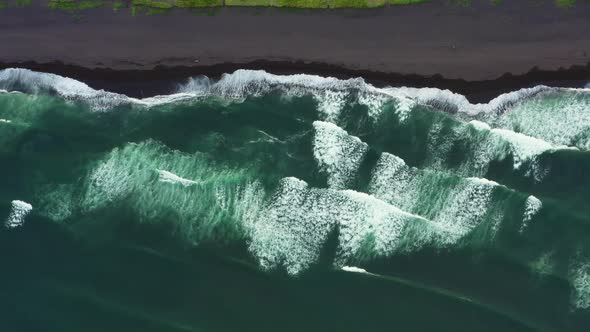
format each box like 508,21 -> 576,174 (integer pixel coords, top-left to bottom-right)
0,0 -> 589,99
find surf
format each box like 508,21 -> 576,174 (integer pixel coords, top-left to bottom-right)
1,67 -> 590,329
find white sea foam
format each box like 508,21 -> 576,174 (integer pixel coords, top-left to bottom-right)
383,85 -> 551,117
358,91 -> 390,120
312,121 -> 368,189
70,141 -> 268,243
368,152 -> 503,244
157,169 -> 200,187
424,121 -> 461,171
493,128 -> 557,170
468,120 -> 557,172
82,149 -> 135,211
212,180 -> 266,230
0,68 -> 131,111
36,184 -> 74,222
5,200 -> 32,228
181,71 -> 590,149
436,177 -> 499,239
424,119 -> 574,180
367,152 -> 419,210
426,176 -> 496,240
249,177 -> 331,275
232,181 -> 267,229
311,122 -> 512,242
497,90 -> 590,149
249,169 -> 506,274
0,68 -> 195,111
248,177 -> 442,275
0,118 -> 11,123
469,120 -> 492,131
317,90 -> 347,122
521,195 -> 542,233
0,68 -> 378,119
571,262 -> 590,310
437,120 -> 509,176
4,68 -> 589,150
472,120 -> 579,180
337,189 -> 438,260
78,143 -> 450,275
392,95 -> 416,122
341,266 -> 369,274
180,70 -> 376,122
179,69 -> 370,97
311,124 -> 506,245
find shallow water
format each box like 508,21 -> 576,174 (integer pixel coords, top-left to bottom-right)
1,68 -> 589,331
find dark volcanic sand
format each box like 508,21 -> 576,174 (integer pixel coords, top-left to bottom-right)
0,0 -> 589,100
2,1 -> 590,78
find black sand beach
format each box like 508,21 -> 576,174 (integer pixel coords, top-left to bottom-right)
1,0 -> 589,99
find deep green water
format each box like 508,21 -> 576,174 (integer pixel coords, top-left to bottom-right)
1,68 -> 590,331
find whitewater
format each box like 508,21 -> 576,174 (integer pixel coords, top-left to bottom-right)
1,68 -> 589,331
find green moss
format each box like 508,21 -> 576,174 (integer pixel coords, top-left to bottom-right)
226,0 -> 426,8
224,0 -> 270,6
29,0 -> 582,12
555,0 -> 576,7
132,0 -> 151,6
329,0 -> 386,9
16,0 -> 33,7
176,0 -> 222,7
132,0 -> 175,13
48,0 -> 105,11
78,0 -> 103,9
275,0 -> 328,8
112,0 -> 125,11
149,1 -> 174,8
48,0 -> 78,10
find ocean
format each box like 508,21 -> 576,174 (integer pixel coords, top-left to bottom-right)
0,68 -> 589,331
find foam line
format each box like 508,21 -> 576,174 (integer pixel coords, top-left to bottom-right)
571,262 -> 590,310
5,200 -> 32,228
341,266 -> 369,274
312,121 -> 368,189
368,152 -> 501,243
520,196 -> 542,233
157,169 -> 200,187
3,68 -> 590,150
249,177 -> 454,275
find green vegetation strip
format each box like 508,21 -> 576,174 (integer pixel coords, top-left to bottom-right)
0,0 -> 580,12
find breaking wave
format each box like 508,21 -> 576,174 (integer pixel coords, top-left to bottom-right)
4,200 -> 32,228
2,68 -> 590,150
2,67 -> 590,322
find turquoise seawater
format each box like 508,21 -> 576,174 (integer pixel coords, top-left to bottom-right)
1,68 -> 590,331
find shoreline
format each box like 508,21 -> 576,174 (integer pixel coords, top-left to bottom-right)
1,1 -> 590,101
1,60 -> 589,102
2,3 -> 590,73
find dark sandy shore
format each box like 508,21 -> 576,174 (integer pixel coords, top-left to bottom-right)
1,0 -> 589,100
